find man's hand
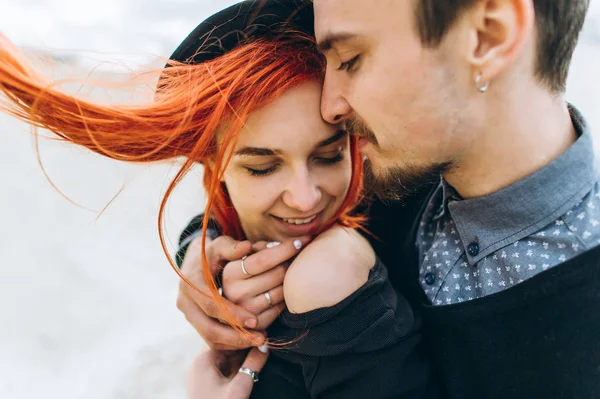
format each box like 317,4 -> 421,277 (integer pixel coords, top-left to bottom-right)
186,348 -> 268,399
176,234 -> 310,350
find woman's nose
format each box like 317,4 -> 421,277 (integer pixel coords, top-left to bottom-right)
282,171 -> 322,213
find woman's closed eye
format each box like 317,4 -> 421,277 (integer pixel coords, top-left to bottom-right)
244,149 -> 345,177
245,164 -> 279,177
315,150 -> 344,165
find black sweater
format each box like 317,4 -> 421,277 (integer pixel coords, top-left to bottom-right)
251,257 -> 441,399
366,184 -> 600,399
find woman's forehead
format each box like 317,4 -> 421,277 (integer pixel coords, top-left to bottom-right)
236,81 -> 337,151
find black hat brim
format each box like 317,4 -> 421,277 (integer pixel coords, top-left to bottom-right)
168,0 -> 314,64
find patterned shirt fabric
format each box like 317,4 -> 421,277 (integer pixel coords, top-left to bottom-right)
417,106 -> 600,306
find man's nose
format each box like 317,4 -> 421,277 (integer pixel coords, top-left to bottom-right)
321,73 -> 352,124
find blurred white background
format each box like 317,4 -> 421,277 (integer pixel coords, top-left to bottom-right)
0,1 -> 599,398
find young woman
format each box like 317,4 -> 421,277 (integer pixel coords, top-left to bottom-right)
0,1 -> 440,398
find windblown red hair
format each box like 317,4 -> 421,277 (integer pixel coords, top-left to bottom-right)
0,32 -> 364,341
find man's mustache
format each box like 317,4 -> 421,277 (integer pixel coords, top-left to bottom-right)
345,117 -> 378,145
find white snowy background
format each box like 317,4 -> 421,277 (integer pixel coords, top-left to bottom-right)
0,1 -> 598,398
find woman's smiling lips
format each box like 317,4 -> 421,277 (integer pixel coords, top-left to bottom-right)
272,212 -> 324,236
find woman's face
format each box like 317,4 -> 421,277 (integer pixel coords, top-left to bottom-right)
222,80 -> 352,242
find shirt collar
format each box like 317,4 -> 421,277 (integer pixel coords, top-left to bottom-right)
447,105 -> 598,264
432,178 -> 462,222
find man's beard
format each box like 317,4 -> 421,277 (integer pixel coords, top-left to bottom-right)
347,116 -> 452,201
363,158 -> 452,202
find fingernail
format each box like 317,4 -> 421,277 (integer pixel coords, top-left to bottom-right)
266,241 -> 281,249
258,344 -> 269,354
245,319 -> 257,329
293,240 -> 303,250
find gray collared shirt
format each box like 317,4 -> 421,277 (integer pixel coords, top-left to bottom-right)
417,106 -> 600,306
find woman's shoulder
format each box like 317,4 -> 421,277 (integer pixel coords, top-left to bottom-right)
283,225 -> 377,314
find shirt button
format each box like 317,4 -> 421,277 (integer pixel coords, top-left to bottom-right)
467,242 -> 480,257
424,273 -> 437,286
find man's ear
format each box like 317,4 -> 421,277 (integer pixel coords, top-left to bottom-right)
464,0 -> 535,84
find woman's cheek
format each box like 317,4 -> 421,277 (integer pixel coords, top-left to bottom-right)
225,172 -> 283,212
315,162 -> 352,203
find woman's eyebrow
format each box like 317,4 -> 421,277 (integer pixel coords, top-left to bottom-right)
233,130 -> 347,157
316,129 -> 347,149
234,147 -> 280,157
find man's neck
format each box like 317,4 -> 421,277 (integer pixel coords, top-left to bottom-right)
444,86 -> 578,199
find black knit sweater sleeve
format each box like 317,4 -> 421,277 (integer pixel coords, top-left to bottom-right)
175,213 -> 221,268
252,258 -> 441,399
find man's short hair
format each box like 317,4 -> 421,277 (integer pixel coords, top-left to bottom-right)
414,0 -> 591,93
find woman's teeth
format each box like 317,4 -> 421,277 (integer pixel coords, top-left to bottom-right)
282,215 -> 317,225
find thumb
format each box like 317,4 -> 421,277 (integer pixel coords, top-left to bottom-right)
209,236 -> 253,267
228,347 -> 269,398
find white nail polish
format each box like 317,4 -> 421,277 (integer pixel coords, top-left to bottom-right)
266,241 -> 281,249
293,240 -> 303,250
258,344 -> 269,354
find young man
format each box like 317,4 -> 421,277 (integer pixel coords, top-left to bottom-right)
178,0 -> 599,397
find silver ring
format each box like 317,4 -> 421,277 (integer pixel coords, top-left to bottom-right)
241,255 -> 251,276
264,291 -> 273,307
238,367 -> 259,383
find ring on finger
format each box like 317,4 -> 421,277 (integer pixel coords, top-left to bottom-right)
241,255 -> 251,276
264,291 -> 273,307
238,367 -> 259,383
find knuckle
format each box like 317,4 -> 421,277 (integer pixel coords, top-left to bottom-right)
251,250 -> 270,268
238,298 -> 252,310
225,289 -> 242,304
202,328 -> 219,344
202,301 -> 218,318
221,261 -> 238,282
175,295 -> 185,311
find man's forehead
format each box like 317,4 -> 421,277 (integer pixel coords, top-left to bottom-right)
313,0 -> 378,42
313,0 -> 358,28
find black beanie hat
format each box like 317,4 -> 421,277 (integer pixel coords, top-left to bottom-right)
168,0 -> 314,64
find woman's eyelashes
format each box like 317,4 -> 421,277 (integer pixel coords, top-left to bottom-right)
316,151 -> 344,165
245,164 -> 279,176
244,148 -> 346,177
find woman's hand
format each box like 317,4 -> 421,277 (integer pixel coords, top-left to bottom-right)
221,237 -> 309,330
176,234 -> 311,350
186,348 -> 268,399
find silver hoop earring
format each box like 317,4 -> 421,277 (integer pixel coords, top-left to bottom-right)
475,73 -> 489,93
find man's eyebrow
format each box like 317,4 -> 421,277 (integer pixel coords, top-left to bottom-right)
234,147 -> 280,157
316,129 -> 347,148
316,32 -> 358,53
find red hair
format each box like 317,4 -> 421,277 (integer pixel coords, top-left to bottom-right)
0,32 -> 364,341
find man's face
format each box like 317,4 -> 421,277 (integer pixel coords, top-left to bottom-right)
314,0 -> 478,198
